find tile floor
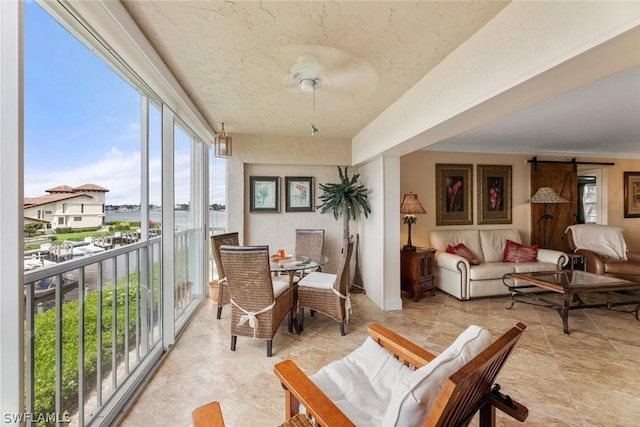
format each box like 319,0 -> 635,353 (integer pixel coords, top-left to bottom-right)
121,290 -> 640,426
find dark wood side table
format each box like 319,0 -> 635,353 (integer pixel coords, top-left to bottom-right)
564,253 -> 587,271
400,247 -> 436,301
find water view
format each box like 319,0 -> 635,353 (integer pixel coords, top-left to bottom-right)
106,209 -> 227,231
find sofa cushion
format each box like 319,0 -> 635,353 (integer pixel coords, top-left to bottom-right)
479,229 -> 521,262
309,336 -> 412,426
502,240 -> 538,263
469,262 -> 516,280
383,325 -> 492,426
430,230 -> 484,263
446,243 -> 480,265
512,262 -> 558,273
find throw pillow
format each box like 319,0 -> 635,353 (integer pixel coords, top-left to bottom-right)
446,243 -> 479,265
502,239 -> 538,263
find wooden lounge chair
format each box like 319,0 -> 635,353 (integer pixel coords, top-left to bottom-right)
274,322 -> 528,427
192,401 -> 314,427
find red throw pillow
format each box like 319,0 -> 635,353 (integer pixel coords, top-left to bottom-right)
502,239 -> 538,263
445,243 -> 479,265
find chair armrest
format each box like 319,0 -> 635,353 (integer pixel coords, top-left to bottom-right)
489,391 -> 528,422
626,251 -> 640,263
367,322 -> 436,368
575,249 -> 606,274
192,401 -> 226,427
536,249 -> 568,267
434,251 -> 470,273
274,359 -> 355,427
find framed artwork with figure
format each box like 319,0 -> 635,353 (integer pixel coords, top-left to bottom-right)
285,176 -> 314,212
477,165 -> 512,224
249,176 -> 280,213
435,164 -> 473,226
624,171 -> 640,218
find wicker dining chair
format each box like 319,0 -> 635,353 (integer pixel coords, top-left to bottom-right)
211,232 -> 239,320
297,239 -> 354,336
295,229 -> 325,277
219,245 -> 295,357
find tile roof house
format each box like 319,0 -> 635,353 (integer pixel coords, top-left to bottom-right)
23,184 -> 109,230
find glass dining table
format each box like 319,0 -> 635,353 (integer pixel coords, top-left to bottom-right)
270,254 -> 329,334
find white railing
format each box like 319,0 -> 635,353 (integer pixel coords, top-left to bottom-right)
22,234 -> 200,426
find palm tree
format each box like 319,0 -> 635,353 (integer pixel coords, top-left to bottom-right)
317,166 -> 371,241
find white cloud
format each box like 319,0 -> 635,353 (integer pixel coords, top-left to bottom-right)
24,146 -> 226,206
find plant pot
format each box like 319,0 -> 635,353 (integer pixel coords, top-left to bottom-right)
208,280 -> 219,303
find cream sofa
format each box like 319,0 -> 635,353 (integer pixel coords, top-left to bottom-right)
429,229 -> 568,300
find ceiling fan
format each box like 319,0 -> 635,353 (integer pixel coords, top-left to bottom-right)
282,54 -> 332,93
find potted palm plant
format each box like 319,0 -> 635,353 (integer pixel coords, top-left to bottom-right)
317,166 -> 371,293
317,166 -> 371,241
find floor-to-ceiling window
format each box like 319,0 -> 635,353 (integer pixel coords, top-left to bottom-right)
13,2 -> 211,424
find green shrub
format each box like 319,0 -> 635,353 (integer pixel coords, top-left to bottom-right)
29,279 -> 139,423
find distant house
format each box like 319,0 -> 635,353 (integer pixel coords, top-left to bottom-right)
24,184 -> 109,231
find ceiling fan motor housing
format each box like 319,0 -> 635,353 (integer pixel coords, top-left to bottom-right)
289,54 -> 330,91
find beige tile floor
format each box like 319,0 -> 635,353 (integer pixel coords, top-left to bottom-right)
121,290 -> 640,426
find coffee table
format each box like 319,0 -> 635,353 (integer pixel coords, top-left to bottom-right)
503,270 -> 640,334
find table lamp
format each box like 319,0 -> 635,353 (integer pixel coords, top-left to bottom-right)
400,193 -> 427,251
527,187 -> 569,248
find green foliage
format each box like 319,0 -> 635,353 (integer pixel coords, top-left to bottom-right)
29,279 -> 139,423
24,223 -> 44,237
49,230 -> 109,245
317,166 -> 371,240
109,221 -> 132,232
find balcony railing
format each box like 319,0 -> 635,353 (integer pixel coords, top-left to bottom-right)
23,232 -> 201,426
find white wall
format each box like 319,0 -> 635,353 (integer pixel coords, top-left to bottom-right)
358,157 -> 402,310
227,133 -> 352,273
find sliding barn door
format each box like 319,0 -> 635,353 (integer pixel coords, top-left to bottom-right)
530,163 -> 577,252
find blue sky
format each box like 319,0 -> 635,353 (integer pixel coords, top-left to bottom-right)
24,2 -> 224,205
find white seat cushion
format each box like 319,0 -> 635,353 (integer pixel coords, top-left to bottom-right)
383,325 -> 492,426
272,279 -> 290,298
469,262 -> 515,280
309,337 -> 413,427
512,261 -> 558,273
298,271 -> 336,289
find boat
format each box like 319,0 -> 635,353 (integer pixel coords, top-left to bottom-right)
25,276 -> 79,301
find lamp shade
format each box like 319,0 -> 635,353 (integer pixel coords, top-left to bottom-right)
400,193 -> 427,214
526,187 -> 569,204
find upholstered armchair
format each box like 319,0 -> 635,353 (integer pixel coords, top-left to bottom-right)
566,224 -> 640,282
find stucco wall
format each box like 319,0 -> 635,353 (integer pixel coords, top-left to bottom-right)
401,151 -> 640,251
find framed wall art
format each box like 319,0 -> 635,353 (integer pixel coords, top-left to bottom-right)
285,176 -> 314,212
249,176 -> 280,213
435,164 -> 473,226
477,164 -> 512,224
624,171 -> 640,218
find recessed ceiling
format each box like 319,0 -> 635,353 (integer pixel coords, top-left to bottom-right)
121,1 -> 640,157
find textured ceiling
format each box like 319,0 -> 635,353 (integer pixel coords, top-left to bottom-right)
121,1 -> 639,158
121,1 -> 509,139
